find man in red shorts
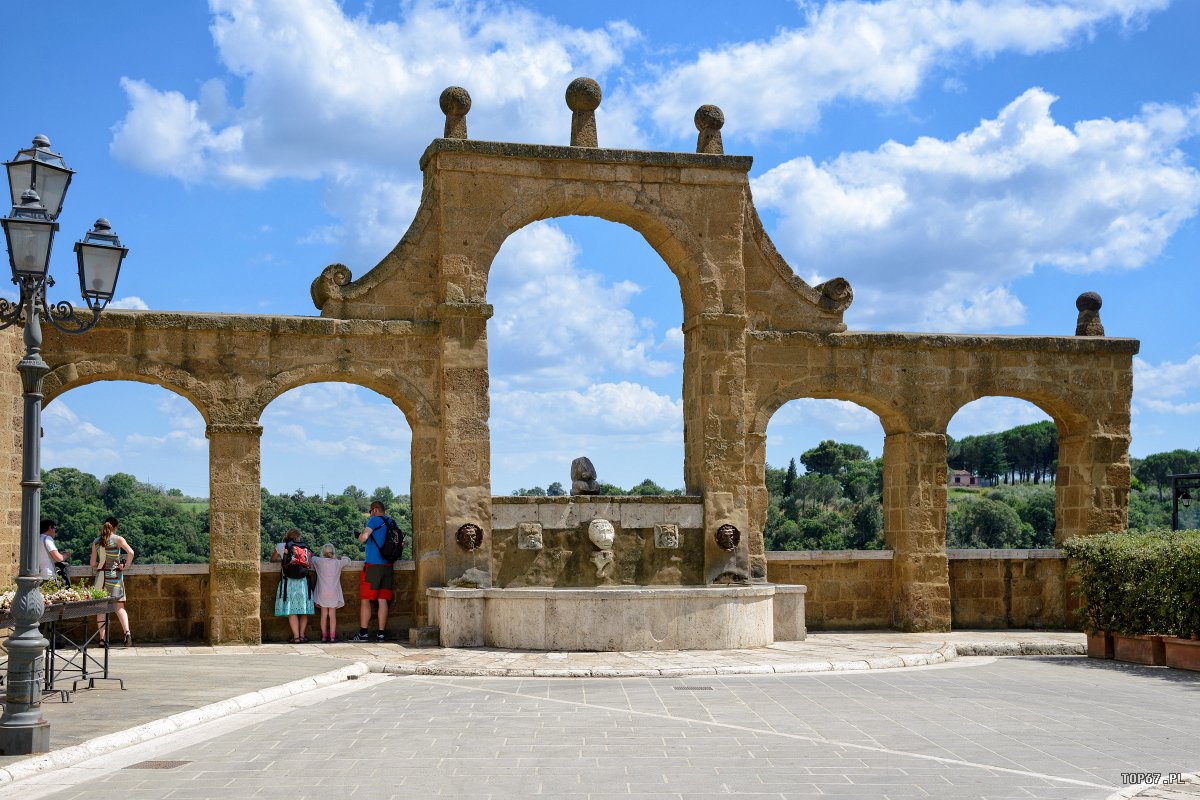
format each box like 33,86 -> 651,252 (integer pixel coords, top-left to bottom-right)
351,500 -> 394,641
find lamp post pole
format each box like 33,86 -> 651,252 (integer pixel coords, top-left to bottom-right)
0,136 -> 129,755
0,284 -> 52,753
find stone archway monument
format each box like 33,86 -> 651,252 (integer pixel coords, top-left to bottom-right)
3,79 -> 1136,645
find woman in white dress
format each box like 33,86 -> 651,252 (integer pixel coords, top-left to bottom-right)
312,543 -> 350,642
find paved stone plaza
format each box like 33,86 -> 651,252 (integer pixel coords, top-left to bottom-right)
0,646 -> 1196,800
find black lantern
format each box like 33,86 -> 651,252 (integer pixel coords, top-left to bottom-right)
1182,489 -> 1193,509
74,218 -> 127,305
0,189 -> 58,279
4,135 -> 73,220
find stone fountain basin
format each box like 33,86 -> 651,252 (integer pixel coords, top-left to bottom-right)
427,584 -> 805,651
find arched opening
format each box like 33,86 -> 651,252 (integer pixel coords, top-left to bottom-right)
486,217 -> 685,496
945,397 -> 1058,550
259,382 -> 414,561
258,381 -> 417,641
762,398 -> 886,551
42,382 -> 209,565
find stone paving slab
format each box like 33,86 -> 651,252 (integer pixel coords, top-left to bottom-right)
0,654 -> 348,769
108,630 -> 1086,677
0,656 -> 1196,800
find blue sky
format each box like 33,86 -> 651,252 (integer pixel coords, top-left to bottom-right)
3,0 -> 1198,498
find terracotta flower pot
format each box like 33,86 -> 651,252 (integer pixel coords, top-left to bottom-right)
1163,637 -> 1200,672
1112,633 -> 1166,666
1086,632 -> 1114,659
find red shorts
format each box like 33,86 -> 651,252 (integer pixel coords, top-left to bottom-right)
360,564 -> 394,602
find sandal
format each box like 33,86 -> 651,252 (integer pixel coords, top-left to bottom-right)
123,632 -> 133,648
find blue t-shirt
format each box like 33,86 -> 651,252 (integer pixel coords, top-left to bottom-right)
364,515 -> 387,564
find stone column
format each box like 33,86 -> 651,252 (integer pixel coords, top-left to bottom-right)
882,431 -> 951,631
1056,427 -> 1130,542
206,422 -> 263,645
410,420 -> 443,625
436,302 -> 493,586
0,327 -> 23,582
684,313 -> 753,583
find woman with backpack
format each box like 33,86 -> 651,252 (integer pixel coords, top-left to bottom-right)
270,528 -> 315,643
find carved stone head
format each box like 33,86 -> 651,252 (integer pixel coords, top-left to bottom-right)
456,523 -> 484,551
654,523 -> 680,550
714,524 -> 740,551
588,518 -> 616,551
517,522 -> 544,550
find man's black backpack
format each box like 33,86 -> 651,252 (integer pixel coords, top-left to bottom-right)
374,516 -> 404,563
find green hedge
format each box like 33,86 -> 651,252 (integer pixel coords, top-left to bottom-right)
1062,529 -> 1200,637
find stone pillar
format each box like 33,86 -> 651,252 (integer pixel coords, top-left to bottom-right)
436,302 -> 493,586
882,431 -> 951,631
1056,428 -> 1130,542
205,422 -> 263,645
684,314 -> 753,583
410,421 -> 443,625
0,327 -> 23,583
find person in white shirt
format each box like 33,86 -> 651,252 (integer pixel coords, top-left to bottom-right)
39,518 -> 70,580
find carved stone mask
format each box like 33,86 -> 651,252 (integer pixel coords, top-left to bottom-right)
714,524 -> 740,551
456,523 -> 484,551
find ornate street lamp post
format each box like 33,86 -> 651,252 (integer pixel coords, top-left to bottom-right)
0,136 -> 128,754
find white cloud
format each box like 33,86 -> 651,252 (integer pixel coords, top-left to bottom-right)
753,89 -> 1200,331
1134,354 -> 1200,414
261,383 -> 412,450
488,222 -> 676,388
493,381 -> 682,436
769,398 -> 884,434
947,396 -> 1052,438
108,296 -> 149,310
112,0 -> 641,187
648,0 -> 1168,141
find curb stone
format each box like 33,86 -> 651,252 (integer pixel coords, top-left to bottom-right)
370,640 -> 1078,678
0,662 -> 370,785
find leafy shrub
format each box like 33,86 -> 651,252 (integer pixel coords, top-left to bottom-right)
1063,529 -> 1200,637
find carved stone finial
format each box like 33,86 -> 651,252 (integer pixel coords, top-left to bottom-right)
570,456 -> 600,495
694,105 -> 724,154
565,77 -> 601,147
440,86 -> 471,139
1075,292 -> 1104,336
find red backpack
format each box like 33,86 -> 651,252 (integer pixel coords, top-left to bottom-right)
281,541 -> 313,579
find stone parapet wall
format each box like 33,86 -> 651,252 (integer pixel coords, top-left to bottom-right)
765,551 -> 894,629
66,562 -> 416,643
491,496 -> 704,587
767,550 -> 1076,630
948,549 -> 1075,629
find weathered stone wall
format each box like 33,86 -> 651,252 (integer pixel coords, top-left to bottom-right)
749,333 -> 1135,632
948,550 -> 1076,629
0,327 -> 22,584
765,552 -> 893,629
767,550 -> 1076,630
491,496 -> 704,587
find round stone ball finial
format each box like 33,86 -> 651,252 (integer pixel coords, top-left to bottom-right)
565,77 -> 602,112
694,104 -> 725,155
1076,291 -> 1102,313
439,86 -> 471,139
694,104 -> 724,132
439,86 -> 471,116
1075,291 -> 1105,336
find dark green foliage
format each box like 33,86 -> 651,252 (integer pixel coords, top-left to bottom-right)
546,482 -> 566,496
765,443 -> 885,551
259,487 -> 412,560
947,483 -> 1057,548
1063,529 -> 1200,637
947,420 -> 1057,484
41,468 -> 209,565
1131,449 -> 1200,500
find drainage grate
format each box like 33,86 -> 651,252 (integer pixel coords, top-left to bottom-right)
126,760 -> 191,770
673,686 -> 714,691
